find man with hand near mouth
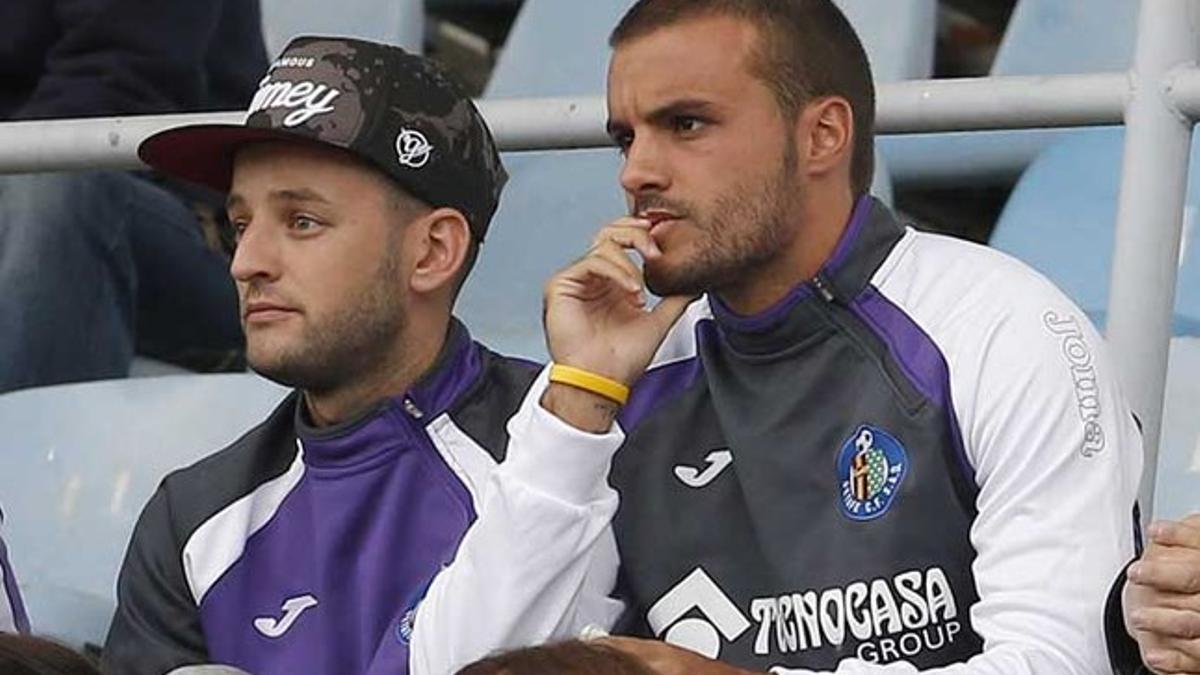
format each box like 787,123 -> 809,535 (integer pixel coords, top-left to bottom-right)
523,0 -> 1146,672
101,36 -> 620,675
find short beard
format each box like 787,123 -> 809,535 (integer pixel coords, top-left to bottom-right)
248,245 -> 407,395
644,141 -> 799,298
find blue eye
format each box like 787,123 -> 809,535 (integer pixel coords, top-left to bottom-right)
290,215 -> 324,233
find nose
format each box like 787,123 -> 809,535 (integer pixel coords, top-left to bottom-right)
229,220 -> 280,285
619,134 -> 671,197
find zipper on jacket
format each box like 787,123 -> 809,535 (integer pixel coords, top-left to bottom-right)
807,279 -> 925,415
811,273 -> 838,304
403,397 -> 424,419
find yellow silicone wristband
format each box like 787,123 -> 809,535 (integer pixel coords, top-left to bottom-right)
548,364 -> 631,406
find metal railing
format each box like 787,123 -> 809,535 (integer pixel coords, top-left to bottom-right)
0,1 -> 1196,518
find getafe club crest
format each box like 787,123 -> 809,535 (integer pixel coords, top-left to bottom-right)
837,425 -> 907,521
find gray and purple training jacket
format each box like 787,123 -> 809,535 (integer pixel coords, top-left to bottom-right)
102,321 -> 538,675
605,197 -> 1143,672
507,196 -> 1144,674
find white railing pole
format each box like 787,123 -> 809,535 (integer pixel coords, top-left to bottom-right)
1106,0 -> 1200,523
0,112 -> 243,175
0,74 -> 1148,174
475,97 -> 608,150
878,73 -> 1128,133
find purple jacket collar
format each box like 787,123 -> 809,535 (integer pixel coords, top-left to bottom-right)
293,319 -> 482,469
710,195 -> 877,335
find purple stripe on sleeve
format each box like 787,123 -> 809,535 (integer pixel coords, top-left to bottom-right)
0,534 -> 31,633
851,287 -> 976,485
619,320 -> 714,431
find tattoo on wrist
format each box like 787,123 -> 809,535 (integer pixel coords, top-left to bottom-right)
593,400 -> 620,424
542,383 -> 623,433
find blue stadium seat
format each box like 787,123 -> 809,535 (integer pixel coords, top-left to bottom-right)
837,0 -> 936,84
836,0 -> 937,207
990,127 -> 1200,335
990,0 -> 1137,77
0,375 -> 287,647
881,0 -> 1139,185
457,0 -> 925,359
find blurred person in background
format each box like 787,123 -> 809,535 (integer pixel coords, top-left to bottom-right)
0,633 -> 100,675
0,0 -> 268,393
457,640 -> 656,675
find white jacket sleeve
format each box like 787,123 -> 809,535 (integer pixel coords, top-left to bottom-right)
407,367 -> 625,674
775,245 -> 1143,674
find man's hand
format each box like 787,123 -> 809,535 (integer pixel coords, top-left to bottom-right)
1125,515 -> 1200,673
598,637 -> 759,675
541,217 -> 694,432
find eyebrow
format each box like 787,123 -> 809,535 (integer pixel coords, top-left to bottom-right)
607,98 -> 719,138
226,187 -> 332,212
648,98 -> 718,124
270,187 -> 332,205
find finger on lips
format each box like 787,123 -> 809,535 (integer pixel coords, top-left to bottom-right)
593,224 -> 663,259
611,216 -> 654,229
592,218 -> 652,245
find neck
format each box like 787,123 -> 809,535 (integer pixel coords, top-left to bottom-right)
718,187 -> 856,316
303,312 -> 451,427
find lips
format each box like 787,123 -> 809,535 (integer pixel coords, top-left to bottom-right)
242,301 -> 299,323
638,209 -> 680,226
638,210 -> 684,242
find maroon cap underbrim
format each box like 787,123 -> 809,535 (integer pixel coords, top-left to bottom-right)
138,124 -> 319,193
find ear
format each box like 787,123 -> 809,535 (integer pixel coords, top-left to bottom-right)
797,96 -> 854,180
408,207 -> 472,296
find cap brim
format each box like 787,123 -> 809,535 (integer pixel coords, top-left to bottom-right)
138,125 -> 316,193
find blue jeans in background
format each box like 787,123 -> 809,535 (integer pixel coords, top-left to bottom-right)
0,171 -> 242,393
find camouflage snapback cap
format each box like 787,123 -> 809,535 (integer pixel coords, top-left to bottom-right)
139,36 -> 507,240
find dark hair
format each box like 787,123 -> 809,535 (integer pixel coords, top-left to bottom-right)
0,634 -> 101,675
456,640 -> 656,675
611,0 -> 876,195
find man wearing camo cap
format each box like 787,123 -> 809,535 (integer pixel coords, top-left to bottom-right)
102,36 -> 620,675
